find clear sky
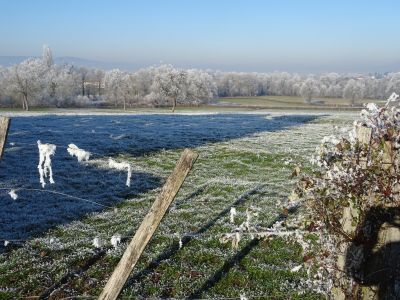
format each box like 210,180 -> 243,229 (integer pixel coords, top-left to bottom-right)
0,0 -> 399,73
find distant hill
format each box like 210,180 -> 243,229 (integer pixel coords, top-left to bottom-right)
0,56 -> 142,71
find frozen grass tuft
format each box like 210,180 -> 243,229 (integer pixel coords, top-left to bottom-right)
37,140 -> 56,188
108,158 -> 132,187
67,143 -> 91,162
0,111 -> 358,299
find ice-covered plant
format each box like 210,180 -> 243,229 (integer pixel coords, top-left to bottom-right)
37,140 -> 56,188
220,206 -> 260,249
67,143 -> 91,162
108,158 -> 132,187
300,93 -> 400,233
294,93 -> 400,297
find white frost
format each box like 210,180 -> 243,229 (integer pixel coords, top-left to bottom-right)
108,158 -> 132,187
8,189 -> 18,200
110,234 -> 121,248
37,140 -> 56,188
67,143 -> 91,162
386,92 -> 399,106
366,103 -> 378,112
230,207 -> 237,223
291,264 -> 303,273
92,237 -> 101,248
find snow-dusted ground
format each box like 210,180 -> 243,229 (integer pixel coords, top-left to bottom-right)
0,111 -> 357,298
0,113 -> 324,242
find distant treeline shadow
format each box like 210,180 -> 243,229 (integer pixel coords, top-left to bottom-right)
0,166 -> 161,248
0,113 -> 320,248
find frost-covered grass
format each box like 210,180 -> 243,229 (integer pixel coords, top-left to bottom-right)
217,95 -> 385,108
0,111 -> 356,299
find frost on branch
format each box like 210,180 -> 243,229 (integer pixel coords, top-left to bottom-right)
8,189 -> 18,200
290,264 -> 302,273
220,207 -> 260,249
108,158 -> 132,187
67,143 -> 91,162
37,140 -> 56,188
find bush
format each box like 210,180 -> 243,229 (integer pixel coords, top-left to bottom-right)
295,93 -> 400,298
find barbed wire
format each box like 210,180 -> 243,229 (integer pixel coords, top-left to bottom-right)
0,184 -> 300,246
0,227 -> 305,245
6,141 -> 110,159
0,187 -> 115,209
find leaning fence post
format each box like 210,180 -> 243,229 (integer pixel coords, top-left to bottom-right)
98,148 -> 198,300
0,117 -> 10,159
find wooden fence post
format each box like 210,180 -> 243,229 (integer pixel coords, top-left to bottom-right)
98,148 -> 198,300
335,125 -> 400,299
334,125 -> 372,300
0,117 -> 10,159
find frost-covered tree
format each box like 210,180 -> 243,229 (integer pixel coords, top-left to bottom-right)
300,78 -> 320,103
42,45 -> 53,69
153,65 -> 187,112
0,66 -> 6,97
7,58 -> 47,110
385,73 -> 400,97
0,44 -> 397,109
104,69 -> 127,109
185,69 -> 216,105
45,64 -> 79,106
92,69 -> 104,96
78,67 -> 89,96
343,79 -> 365,105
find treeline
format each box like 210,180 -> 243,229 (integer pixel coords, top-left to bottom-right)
0,46 -> 399,111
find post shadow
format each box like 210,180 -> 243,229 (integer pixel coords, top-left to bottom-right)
345,207 -> 400,299
125,184 -> 267,289
187,202 -> 300,299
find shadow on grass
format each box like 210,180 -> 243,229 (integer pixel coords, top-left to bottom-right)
0,167 -> 161,244
345,207 -> 400,299
187,204 -> 300,299
38,185 -> 265,298
0,113 -> 320,243
125,185 -> 266,288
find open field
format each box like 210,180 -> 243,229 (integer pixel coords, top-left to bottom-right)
0,110 -> 357,299
0,95 -> 385,115
216,95 -> 385,109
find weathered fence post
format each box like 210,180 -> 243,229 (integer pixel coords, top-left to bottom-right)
98,148 -> 198,300
334,125 -> 372,300
335,125 -> 400,299
0,117 -> 10,159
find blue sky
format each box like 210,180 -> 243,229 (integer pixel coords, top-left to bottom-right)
0,0 -> 399,73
